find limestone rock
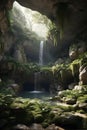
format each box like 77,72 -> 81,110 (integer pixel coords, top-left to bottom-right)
46,124 -> 65,130
79,66 -> 87,85
74,85 -> 83,90
30,123 -> 44,130
13,124 -> 30,130
69,50 -> 78,60
78,103 -> 87,110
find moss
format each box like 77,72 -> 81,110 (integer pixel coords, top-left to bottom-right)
77,95 -> 87,104
57,104 -> 75,112
70,59 -> 80,80
10,97 -> 30,109
41,66 -> 52,72
76,109 -> 86,114
51,64 -> 72,85
41,121 -> 49,128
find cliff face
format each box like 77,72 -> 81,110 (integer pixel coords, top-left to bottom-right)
0,0 -> 87,54
0,0 -> 14,33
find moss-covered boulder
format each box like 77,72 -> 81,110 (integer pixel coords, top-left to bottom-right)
52,112 -> 83,129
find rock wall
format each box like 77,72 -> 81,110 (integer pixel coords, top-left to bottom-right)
0,0 -> 14,33
16,0 -> 87,43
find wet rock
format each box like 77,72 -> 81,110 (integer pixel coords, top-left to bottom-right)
53,113 -> 83,129
30,123 -> 44,130
13,124 -> 30,130
78,103 -> 87,110
46,124 -> 65,130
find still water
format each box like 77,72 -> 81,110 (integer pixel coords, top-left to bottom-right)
19,90 -> 52,100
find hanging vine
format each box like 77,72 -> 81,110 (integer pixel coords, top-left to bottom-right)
48,22 -> 59,46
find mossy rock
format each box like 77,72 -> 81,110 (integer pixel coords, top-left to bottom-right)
52,112 -> 83,129
56,103 -> 76,112
70,59 -> 80,81
34,113 -> 44,123
77,95 -> 87,104
60,68 -> 73,85
10,106 -> 34,124
58,89 -> 73,98
62,96 -> 77,105
10,98 -> 30,109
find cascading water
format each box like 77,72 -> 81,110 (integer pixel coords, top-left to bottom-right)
21,40 -> 50,99
39,41 -> 44,66
33,41 -> 44,91
30,41 -> 44,94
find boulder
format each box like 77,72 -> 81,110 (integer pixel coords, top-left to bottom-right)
46,124 -> 65,130
53,113 -> 83,129
79,66 -> 87,85
13,124 -> 30,130
69,50 -> 78,60
30,123 -> 44,130
78,103 -> 87,111
74,85 -> 83,90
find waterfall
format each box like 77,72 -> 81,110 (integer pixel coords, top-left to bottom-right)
33,41 -> 44,92
39,41 -> 44,66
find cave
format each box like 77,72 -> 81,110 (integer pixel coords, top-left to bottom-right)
0,0 -> 87,130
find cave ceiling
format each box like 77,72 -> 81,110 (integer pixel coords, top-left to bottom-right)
0,0 -> 87,44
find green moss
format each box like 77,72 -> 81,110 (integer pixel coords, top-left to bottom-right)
34,114 -> 44,123
41,66 -> 52,72
10,97 -> 30,109
0,92 -> 87,129
76,109 -> 86,114
77,95 -> 87,104
70,59 -> 80,76
0,56 -> 40,82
